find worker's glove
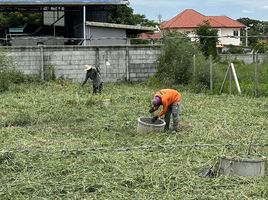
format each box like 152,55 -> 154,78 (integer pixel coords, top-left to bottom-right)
151,116 -> 159,123
149,107 -> 155,113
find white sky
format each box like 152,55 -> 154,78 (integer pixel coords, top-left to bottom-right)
130,0 -> 268,22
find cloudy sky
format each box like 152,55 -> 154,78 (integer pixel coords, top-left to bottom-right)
130,0 -> 268,22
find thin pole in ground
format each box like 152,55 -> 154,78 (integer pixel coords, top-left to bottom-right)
209,55 -> 213,93
255,52 -> 260,97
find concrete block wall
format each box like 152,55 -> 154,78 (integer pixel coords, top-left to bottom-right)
129,46 -> 161,81
2,45 -> 161,83
4,46 -> 266,84
4,47 -> 41,75
42,46 -> 97,82
99,47 -> 127,82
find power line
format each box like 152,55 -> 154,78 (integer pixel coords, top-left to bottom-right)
1,143 -> 267,155
0,35 -> 267,41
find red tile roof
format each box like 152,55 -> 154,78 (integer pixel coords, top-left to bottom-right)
138,32 -> 162,40
161,9 -> 246,29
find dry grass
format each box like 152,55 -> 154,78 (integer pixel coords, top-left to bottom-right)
0,81 -> 267,199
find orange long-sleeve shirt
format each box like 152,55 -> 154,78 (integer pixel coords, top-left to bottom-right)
154,89 -> 182,117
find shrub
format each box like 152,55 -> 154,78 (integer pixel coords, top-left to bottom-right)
225,45 -> 245,54
155,32 -> 210,89
254,42 -> 268,53
0,67 -> 29,92
156,32 -> 196,84
45,66 -> 57,81
0,50 -> 42,92
0,51 -> 10,92
0,71 -> 9,92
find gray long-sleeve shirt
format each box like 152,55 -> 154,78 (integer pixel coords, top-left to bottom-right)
82,68 -> 103,87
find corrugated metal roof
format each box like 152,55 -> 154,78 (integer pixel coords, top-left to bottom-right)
87,21 -> 155,31
0,0 -> 128,5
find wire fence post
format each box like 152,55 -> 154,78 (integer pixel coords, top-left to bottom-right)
228,54 -> 232,95
229,64 -> 232,95
209,55 -> 213,93
255,53 -> 260,97
193,54 -> 196,83
253,51 -> 256,63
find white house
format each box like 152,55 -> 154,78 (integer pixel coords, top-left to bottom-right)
161,9 -> 246,47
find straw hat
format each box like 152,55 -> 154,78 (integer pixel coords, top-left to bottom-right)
84,65 -> 93,71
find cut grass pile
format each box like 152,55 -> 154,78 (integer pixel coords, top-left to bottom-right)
0,82 -> 267,199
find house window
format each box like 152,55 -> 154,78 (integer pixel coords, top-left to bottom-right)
233,30 -> 239,36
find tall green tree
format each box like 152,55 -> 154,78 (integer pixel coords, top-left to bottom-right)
108,5 -> 158,27
237,17 -> 261,46
237,17 -> 268,47
195,21 -> 218,59
0,12 -> 41,27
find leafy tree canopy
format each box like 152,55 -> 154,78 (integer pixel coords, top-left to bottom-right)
0,12 -> 42,27
108,5 -> 158,27
0,6 -> 157,28
195,21 -> 218,59
237,17 -> 268,32
237,17 -> 268,47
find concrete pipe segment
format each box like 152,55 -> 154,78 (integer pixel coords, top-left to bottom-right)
137,117 -> 166,133
219,156 -> 266,177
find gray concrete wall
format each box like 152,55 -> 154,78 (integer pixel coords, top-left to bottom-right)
43,10 -> 65,26
4,46 -> 265,84
87,27 -> 127,45
2,45 -> 161,83
11,37 -> 65,46
219,54 -> 268,64
129,46 -> 161,81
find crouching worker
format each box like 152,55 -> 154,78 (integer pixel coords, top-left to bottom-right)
149,89 -> 182,133
82,65 -> 103,94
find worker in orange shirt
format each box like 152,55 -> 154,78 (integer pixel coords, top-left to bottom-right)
149,89 -> 182,133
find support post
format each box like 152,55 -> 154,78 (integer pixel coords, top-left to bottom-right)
245,28 -> 248,47
230,63 -> 241,95
83,5 -> 86,46
126,46 -> 130,81
193,54 -> 196,82
255,53 -> 260,97
220,64 -> 230,94
229,64 -> 232,95
220,63 -> 241,95
209,55 -> 213,93
40,45 -> 44,80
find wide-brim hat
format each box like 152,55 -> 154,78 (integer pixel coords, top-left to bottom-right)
84,65 -> 93,71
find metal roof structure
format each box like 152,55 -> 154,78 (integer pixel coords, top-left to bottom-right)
0,0 -> 128,6
87,21 -> 155,32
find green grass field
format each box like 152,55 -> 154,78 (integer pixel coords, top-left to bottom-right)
0,82 -> 267,199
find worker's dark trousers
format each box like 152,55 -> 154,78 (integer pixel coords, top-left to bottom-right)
164,102 -> 180,131
93,83 -> 103,94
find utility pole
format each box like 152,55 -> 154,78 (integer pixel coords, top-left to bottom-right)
157,14 -> 162,24
245,27 -> 250,47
